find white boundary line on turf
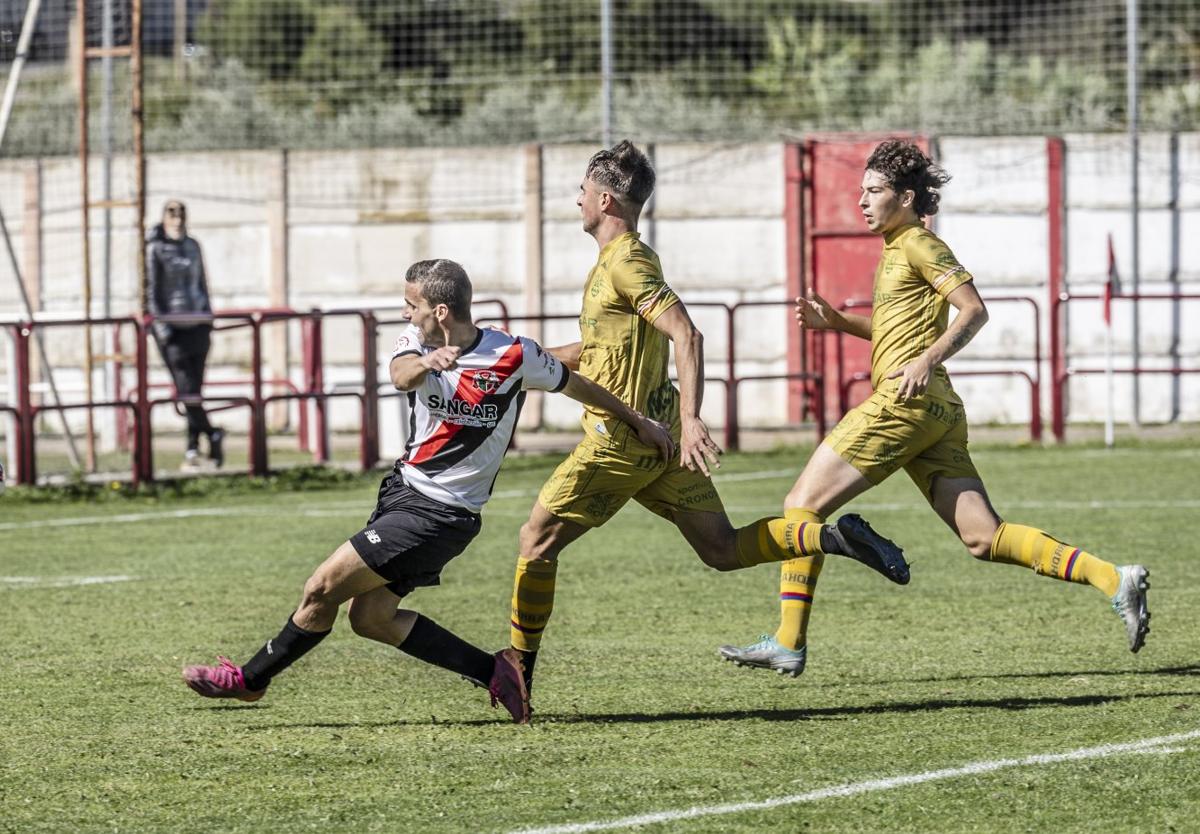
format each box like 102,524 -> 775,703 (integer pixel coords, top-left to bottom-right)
0,574 -> 135,588
0,507 -> 266,531
509,729 -> 1200,834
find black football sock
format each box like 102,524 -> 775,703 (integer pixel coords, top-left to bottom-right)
397,614 -> 495,686
241,615 -> 331,690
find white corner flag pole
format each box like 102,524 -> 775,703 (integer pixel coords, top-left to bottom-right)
1104,234 -> 1118,449
0,0 -> 43,149
1104,311 -> 1115,449
0,0 -> 83,471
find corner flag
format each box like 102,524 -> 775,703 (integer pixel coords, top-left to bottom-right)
1104,234 -> 1122,325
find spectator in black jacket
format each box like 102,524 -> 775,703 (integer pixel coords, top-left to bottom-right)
147,200 -> 224,469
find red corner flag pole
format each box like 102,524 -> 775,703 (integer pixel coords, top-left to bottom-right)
1104,234 -> 1120,448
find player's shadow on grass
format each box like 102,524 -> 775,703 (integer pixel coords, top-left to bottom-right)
542,688 -> 1200,725
240,687 -> 1200,730
813,662 -> 1200,689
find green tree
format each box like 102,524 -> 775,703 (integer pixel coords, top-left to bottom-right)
199,0 -> 318,81
296,6 -> 388,111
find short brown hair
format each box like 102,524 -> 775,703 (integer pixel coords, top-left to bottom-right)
585,139 -> 655,210
865,140 -> 951,218
405,259 -> 472,320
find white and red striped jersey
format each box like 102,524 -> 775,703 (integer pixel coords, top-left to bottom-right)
390,325 -> 569,512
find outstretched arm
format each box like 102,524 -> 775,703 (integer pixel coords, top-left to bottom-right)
651,303 -> 722,475
547,341 -> 582,371
561,372 -> 674,460
888,282 -> 989,400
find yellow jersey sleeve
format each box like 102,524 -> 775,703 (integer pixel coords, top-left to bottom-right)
609,255 -> 679,324
903,231 -> 974,299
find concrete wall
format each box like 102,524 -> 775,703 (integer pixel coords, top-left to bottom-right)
933,134 -> 1199,429
2,136 -> 1197,455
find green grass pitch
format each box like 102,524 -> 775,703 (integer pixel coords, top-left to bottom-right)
1,443 -> 1198,833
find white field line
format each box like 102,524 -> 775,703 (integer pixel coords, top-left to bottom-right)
510,729 -> 1200,834
1073,446 -> 1200,458
0,507 -> 267,531
0,574 -> 135,589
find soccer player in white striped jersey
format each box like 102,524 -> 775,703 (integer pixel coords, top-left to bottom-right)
182,259 -> 674,723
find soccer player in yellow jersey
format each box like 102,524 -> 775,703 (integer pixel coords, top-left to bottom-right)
507,141 -> 912,709
719,140 -> 1151,675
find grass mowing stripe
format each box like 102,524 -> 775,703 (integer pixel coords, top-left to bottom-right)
511,729 -> 1200,834
487,467 -> 798,499
1,443 -> 1196,832
3,493 -> 1198,532
0,469 -> 801,532
483,499 -> 1200,517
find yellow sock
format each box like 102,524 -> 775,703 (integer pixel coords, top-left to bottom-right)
989,522 -> 1120,596
775,554 -> 825,650
509,556 -> 558,652
734,507 -> 825,568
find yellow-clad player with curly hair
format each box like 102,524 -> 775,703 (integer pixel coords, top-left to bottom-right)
719,140 -> 1151,676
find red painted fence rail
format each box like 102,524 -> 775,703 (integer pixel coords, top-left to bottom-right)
1,299 -> 828,486
14,286 -> 1179,485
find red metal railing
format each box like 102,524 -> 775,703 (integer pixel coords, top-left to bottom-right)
3,316 -> 146,486
0,310 -> 382,485
2,321 -> 34,485
3,292 -> 1066,486
0,300 -> 518,486
834,295 -> 1044,441
1051,290 -> 1200,440
127,377 -> 307,448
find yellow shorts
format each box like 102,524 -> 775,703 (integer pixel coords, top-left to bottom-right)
826,385 -> 980,503
537,431 -> 726,528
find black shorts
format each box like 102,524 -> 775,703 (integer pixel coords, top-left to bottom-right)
349,470 -> 482,598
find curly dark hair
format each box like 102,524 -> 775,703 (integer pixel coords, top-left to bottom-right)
585,139 -> 656,210
865,140 -> 951,218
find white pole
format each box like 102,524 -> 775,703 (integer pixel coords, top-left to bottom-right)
100,0 -> 117,453
0,0 -> 83,469
1126,0 -> 1141,428
0,0 -> 45,149
1104,313 -> 1115,448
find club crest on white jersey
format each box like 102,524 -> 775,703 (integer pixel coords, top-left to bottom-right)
390,325 -> 568,512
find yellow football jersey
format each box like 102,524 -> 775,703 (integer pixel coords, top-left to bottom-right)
577,231 -> 681,442
870,223 -> 974,397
